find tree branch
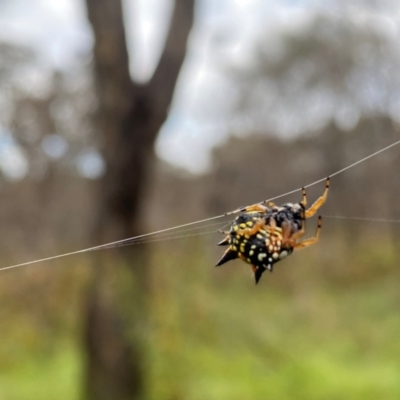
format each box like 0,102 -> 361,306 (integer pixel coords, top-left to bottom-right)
149,0 -> 195,124
85,0 -> 133,120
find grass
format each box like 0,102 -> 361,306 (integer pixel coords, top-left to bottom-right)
0,344 -> 82,400
148,238 -> 400,400
0,236 -> 399,399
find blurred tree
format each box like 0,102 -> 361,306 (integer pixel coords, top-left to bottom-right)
0,43 -> 96,253
232,14 -> 400,137
84,0 -> 194,399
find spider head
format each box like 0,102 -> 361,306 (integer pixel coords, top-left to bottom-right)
267,202 -> 304,232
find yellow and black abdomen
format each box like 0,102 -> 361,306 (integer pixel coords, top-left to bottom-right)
216,212 -> 293,283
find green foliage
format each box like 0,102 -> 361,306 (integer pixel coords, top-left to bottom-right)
0,344 -> 82,400
0,235 -> 399,399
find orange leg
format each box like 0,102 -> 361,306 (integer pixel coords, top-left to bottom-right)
236,218 -> 266,236
281,221 -> 292,243
243,201 -> 277,212
289,209 -> 306,240
301,187 -> 307,207
217,235 -> 230,246
236,216 -> 283,238
266,216 -> 282,236
267,216 -> 276,232
225,204 -> 268,215
241,204 -> 270,213
304,178 -> 330,219
281,210 -> 306,247
225,200 -> 278,216
292,216 -> 322,249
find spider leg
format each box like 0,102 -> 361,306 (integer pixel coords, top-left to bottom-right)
225,201 -> 275,216
240,204 -> 270,213
281,210 -> 306,247
301,187 -> 307,207
243,200 -> 278,213
281,221 -> 292,242
236,218 -> 267,236
304,177 -> 330,219
267,216 -> 277,235
217,236 -> 230,246
292,216 -> 322,249
290,210 -> 306,240
224,204 -> 268,215
236,217 -> 282,238
280,221 -> 297,244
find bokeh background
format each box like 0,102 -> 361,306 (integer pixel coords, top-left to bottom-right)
0,0 -> 400,399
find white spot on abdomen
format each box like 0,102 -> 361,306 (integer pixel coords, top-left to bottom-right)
258,253 -> 267,261
280,250 -> 288,259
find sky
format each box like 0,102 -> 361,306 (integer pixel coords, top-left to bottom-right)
0,0 -> 399,174
0,0 -> 268,173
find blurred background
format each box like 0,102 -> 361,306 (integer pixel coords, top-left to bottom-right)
0,0 -> 400,399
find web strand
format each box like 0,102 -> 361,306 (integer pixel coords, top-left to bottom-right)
1,138 -> 400,272
109,220 -> 232,246
98,220 -> 233,249
225,138 -> 400,213
101,229 -> 227,250
322,215 -> 400,224
0,220 -> 232,272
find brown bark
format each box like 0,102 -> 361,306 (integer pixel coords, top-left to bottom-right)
83,1 -> 194,399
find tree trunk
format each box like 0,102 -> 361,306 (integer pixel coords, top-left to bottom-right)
83,1 -> 194,399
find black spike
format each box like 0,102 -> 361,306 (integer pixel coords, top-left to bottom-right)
217,236 -> 230,246
216,248 -> 238,266
254,265 -> 266,284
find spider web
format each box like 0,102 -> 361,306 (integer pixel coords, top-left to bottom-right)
1,138 -> 400,273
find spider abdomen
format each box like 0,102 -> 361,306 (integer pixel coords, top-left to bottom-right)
216,213 -> 293,283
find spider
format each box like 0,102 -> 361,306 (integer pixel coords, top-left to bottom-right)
216,178 -> 330,283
